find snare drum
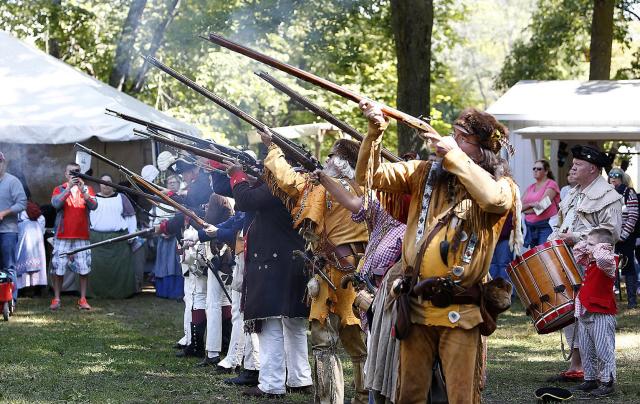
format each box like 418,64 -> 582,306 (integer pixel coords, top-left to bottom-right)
508,240 -> 582,334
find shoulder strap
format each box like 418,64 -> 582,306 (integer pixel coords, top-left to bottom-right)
406,207 -> 456,281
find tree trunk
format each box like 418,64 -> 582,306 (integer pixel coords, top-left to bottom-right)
130,0 -> 181,94
390,0 -> 433,155
109,0 -> 148,90
589,0 -> 615,79
47,0 -> 62,59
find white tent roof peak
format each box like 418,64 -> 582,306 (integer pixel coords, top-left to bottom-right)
487,80 -> 640,125
0,31 -> 200,144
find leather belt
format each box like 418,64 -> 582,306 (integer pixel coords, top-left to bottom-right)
329,242 -> 367,272
412,282 -> 481,308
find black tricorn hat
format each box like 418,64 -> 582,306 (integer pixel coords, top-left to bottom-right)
534,387 -> 573,403
173,157 -> 197,174
571,145 -> 610,168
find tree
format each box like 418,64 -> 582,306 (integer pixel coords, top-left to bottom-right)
495,0 -> 638,90
589,0 -> 615,79
109,0 -> 148,89
390,0 -> 433,154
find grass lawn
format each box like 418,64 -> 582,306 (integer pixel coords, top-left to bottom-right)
1,292 -> 638,403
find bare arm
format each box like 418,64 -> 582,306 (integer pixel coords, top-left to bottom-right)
311,170 -> 362,214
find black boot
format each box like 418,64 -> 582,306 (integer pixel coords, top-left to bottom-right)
176,322 -> 206,358
224,369 -> 259,386
221,317 -> 232,355
196,355 -> 220,367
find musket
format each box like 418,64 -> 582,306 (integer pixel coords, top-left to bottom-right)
204,33 -> 434,134
74,143 -> 164,193
106,109 -> 257,166
59,228 -> 155,257
71,170 -> 169,206
74,143 -> 208,229
143,55 -> 323,172
292,250 -> 337,291
199,252 -> 233,303
133,129 -> 262,178
255,71 -> 402,163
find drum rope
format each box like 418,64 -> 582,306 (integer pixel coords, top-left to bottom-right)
560,318 -> 577,361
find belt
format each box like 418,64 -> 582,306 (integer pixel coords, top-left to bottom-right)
412,280 -> 481,308
328,242 -> 367,272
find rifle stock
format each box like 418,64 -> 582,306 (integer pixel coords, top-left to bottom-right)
255,71 -> 402,163
143,55 -> 322,172
204,33 -> 435,134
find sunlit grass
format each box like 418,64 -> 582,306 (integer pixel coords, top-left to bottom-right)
1,293 -> 637,403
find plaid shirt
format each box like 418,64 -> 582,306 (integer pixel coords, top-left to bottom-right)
352,197 -> 405,277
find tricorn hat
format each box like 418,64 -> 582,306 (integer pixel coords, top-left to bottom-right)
571,145 -> 610,168
534,387 -> 572,403
173,157 -> 197,174
332,138 -> 360,169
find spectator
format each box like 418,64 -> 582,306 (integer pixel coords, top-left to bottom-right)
50,163 -> 98,311
88,174 -> 137,299
608,167 -> 638,308
16,201 -> 47,293
560,172 -> 576,200
152,174 -> 184,299
0,151 -> 27,304
522,159 -> 560,248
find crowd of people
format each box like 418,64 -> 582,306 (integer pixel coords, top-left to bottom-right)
1,100 -> 639,402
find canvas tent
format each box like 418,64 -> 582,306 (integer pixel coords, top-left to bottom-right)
0,31 -> 201,202
487,80 -> 640,190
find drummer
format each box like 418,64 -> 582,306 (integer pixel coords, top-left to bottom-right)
547,144 -> 623,382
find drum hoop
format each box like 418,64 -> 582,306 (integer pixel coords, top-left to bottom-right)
535,301 -> 574,332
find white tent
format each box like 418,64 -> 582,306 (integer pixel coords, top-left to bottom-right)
0,31 -> 201,202
0,31 -> 200,143
487,80 -> 640,189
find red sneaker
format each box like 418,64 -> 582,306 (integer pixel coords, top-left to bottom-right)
77,297 -> 92,311
49,298 -> 61,311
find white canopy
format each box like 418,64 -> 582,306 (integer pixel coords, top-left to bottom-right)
487,80 -> 640,189
0,31 -> 200,144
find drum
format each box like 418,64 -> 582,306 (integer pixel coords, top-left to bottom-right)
508,240 -> 582,334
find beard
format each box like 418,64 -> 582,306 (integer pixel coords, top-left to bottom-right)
323,156 -> 355,180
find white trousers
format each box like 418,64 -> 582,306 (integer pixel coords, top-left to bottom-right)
179,273 -> 193,346
206,269 -> 230,355
258,317 -> 312,394
178,273 -> 207,346
217,288 -> 261,370
218,253 -> 260,370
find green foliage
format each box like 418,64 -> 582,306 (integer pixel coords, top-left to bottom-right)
495,0 -> 638,90
1,0 -> 475,158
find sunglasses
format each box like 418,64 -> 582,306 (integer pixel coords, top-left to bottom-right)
532,167 -> 544,171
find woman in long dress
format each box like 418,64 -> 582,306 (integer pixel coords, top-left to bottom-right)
15,203 -> 47,290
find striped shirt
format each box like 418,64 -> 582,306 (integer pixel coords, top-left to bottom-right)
620,186 -> 639,241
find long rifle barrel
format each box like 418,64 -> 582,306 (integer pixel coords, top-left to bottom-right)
72,171 -> 168,206
59,228 -> 155,257
106,109 -> 257,166
204,33 -> 434,134
133,129 -> 262,178
74,143 -> 207,229
255,71 -> 401,163
143,55 -> 322,172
